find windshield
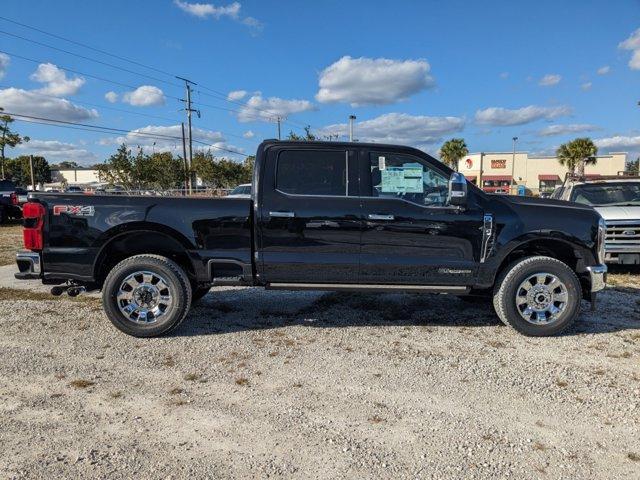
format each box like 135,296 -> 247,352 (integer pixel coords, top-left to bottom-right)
570,182 -> 640,206
230,185 -> 251,195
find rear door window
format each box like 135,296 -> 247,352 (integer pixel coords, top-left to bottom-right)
276,149 -> 347,196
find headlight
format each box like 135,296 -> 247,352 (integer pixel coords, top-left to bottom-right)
597,217 -> 606,264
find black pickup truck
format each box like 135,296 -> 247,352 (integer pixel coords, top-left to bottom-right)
15,140 -> 607,337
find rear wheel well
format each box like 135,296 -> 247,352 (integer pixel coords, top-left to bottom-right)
95,231 -> 195,287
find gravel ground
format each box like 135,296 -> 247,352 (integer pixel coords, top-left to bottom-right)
0,276 -> 639,479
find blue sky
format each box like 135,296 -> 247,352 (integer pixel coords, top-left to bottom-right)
1,0 -> 639,165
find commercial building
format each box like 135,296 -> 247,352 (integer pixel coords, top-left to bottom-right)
50,167 -> 101,187
458,152 -> 628,194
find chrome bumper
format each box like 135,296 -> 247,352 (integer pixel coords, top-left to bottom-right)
15,251 -> 42,280
586,264 -> 607,292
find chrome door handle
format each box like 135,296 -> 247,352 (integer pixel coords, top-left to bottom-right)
269,211 -> 295,218
368,213 -> 394,221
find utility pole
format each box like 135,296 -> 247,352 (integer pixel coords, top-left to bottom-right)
479,152 -> 485,191
0,118 -> 7,180
181,122 -> 188,194
510,136 -> 518,194
276,117 -> 282,140
29,155 -> 35,191
177,76 -> 200,194
348,114 -> 356,142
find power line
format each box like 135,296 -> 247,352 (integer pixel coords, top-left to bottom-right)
0,16 -> 312,132
0,83 -> 181,123
0,29 -> 183,90
5,111 -> 249,157
0,15 -> 176,78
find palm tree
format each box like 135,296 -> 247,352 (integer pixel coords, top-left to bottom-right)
439,138 -> 469,172
556,138 -> 598,177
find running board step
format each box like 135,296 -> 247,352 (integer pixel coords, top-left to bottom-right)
212,276 -> 250,286
266,283 -> 469,294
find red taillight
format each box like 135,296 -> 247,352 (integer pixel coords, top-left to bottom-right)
10,192 -> 18,205
22,202 -> 46,251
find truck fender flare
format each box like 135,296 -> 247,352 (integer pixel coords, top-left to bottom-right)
92,222 -> 196,279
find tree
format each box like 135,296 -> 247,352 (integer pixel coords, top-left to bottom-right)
287,126 -> 316,141
4,156 -> 51,186
52,161 -> 80,169
191,151 -> 253,188
627,157 -> 639,175
556,138 -> 598,176
97,144 -> 135,189
0,108 -> 30,179
439,138 -> 469,172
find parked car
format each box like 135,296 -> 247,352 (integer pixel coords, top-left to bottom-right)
0,179 -> 23,222
15,140 -> 606,338
65,186 -> 84,193
552,175 -> 640,264
227,183 -> 252,198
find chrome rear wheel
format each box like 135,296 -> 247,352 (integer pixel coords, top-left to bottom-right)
117,271 -> 173,323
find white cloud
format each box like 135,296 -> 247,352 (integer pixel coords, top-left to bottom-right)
173,1 -> 261,32
30,63 -> 85,96
316,56 -> 435,106
0,87 -> 98,121
538,74 -> 561,87
596,65 -> 610,75
122,85 -> 165,107
0,53 -> 9,80
242,130 -> 255,138
15,139 -> 98,164
538,124 -> 599,137
227,89 -> 247,101
317,112 -> 464,146
173,0 -> 240,18
237,94 -> 315,122
594,134 -> 640,150
619,28 -> 640,70
581,82 -> 592,91
105,91 -> 118,103
475,105 -> 572,126
112,124 -> 225,151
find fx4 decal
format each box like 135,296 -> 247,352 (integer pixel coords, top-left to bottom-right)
53,205 -> 95,216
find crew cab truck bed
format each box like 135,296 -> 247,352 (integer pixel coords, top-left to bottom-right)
16,140 -> 607,337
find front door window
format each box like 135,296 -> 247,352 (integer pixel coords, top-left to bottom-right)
369,152 -> 449,207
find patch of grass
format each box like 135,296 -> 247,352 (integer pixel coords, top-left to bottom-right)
0,287 -> 98,304
627,452 -> 640,462
593,368 -> 606,376
292,382 -> 302,388
183,373 -> 201,381
169,398 -> 188,406
607,351 -> 632,359
533,442 -> 547,451
368,415 -> 385,424
555,379 -> 568,388
110,391 -> 123,399
235,377 -> 249,386
50,393 -> 64,398
486,340 -> 506,349
162,355 -> 176,367
0,222 -> 23,266
169,387 -> 184,395
69,379 -> 95,389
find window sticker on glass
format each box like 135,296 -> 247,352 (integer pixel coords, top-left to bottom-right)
381,166 -> 424,193
378,156 -> 386,170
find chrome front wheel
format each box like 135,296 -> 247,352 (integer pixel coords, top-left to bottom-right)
515,272 -> 568,325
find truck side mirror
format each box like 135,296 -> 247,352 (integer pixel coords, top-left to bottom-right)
448,172 -> 467,207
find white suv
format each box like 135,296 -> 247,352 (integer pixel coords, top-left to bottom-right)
552,177 -> 640,264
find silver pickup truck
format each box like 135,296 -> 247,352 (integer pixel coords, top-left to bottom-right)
552,176 -> 640,264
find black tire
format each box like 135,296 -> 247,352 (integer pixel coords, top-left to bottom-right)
191,286 -> 210,304
493,256 -> 581,336
102,254 -> 192,337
